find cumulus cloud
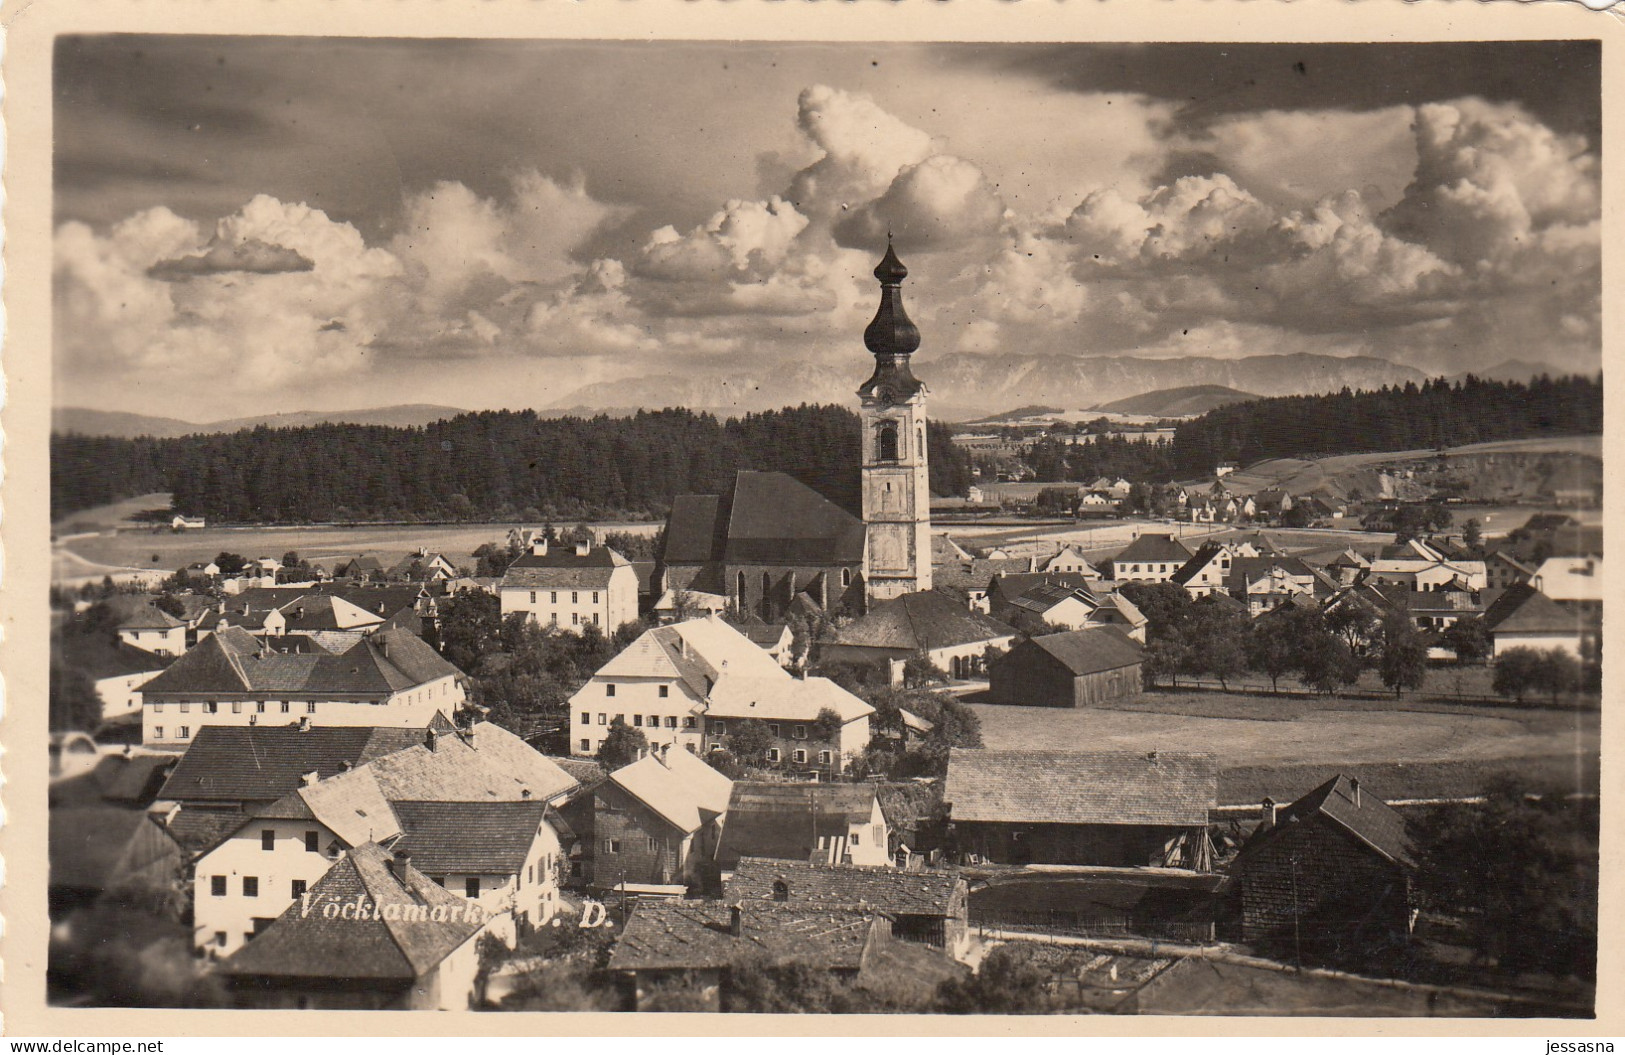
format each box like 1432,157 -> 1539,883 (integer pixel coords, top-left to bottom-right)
636,197 -> 810,283
786,85 -> 936,221
148,237 -> 314,280
835,154 -> 1008,253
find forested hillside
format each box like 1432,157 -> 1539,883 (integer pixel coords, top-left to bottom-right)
52,405 -> 973,522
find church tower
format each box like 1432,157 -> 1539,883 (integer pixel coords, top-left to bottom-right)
859,241 -> 932,602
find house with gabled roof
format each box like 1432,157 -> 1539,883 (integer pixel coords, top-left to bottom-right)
567,615 -> 873,776
218,842 -> 489,1010
1105,533 -> 1195,584
724,856 -> 969,954
1482,583 -> 1594,659
661,470 -> 869,620
138,625 -> 466,746
1483,549 -> 1536,591
577,748 -> 732,892
821,590 -> 1017,680
1226,557 -> 1328,617
1229,775 -> 1416,952
116,603 -> 188,657
715,782 -> 892,869
1039,544 -> 1098,577
1170,542 -> 1236,598
384,548 -> 458,583
944,749 -> 1217,869
987,627 -> 1145,708
499,536 -> 639,634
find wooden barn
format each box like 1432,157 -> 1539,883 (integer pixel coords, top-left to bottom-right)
943,749 -> 1217,869
1228,775 -> 1416,956
986,627 -> 1144,708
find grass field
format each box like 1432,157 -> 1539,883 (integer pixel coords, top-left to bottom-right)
968,688 -> 1599,804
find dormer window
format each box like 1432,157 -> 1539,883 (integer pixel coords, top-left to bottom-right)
772,880 -> 789,902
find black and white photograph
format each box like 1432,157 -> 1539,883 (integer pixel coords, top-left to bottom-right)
16,10 -> 1614,1027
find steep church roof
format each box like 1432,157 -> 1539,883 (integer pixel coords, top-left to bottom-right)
661,471 -> 865,568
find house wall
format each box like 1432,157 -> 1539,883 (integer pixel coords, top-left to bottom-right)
589,782 -> 693,889
421,824 -> 561,943
988,649 -> 1075,707
703,714 -> 870,777
954,820 -> 1185,868
97,670 -> 159,720
194,818 -> 343,957
143,675 -> 461,746
118,625 -> 187,657
501,566 -> 639,634
1494,629 -> 1585,659
721,562 -> 862,621
1235,817 -> 1412,950
568,675 -> 704,757
405,931 -> 486,1011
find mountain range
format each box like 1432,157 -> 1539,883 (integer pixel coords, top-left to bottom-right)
54,354 -> 1572,438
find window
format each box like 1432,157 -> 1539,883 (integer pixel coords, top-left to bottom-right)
232,701 -> 243,714
592,613 -> 599,625
686,744 -> 697,754
711,720 -> 726,735
598,713 -> 608,725
683,716 -> 697,729
551,592 -> 558,604
768,723 -> 781,737
873,824 -> 884,845
772,880 -> 789,902
603,839 -> 621,854
252,917 -> 275,936
819,751 -> 831,764
242,876 -> 259,897
291,879 -> 307,898
281,701 -> 290,713
180,703 -> 190,713
154,703 -> 164,713
305,830 -> 320,853
793,749 -> 807,764
211,875 -> 227,897
852,829 -> 860,845
647,836 -> 658,852
581,711 -> 590,725
842,568 -> 852,588
606,684 -> 616,697
214,931 -> 227,948
579,738 -> 590,752
204,701 -> 217,714
792,725 -> 806,740
592,592 -> 599,604
632,715 -> 642,728
767,748 -> 780,762
709,742 -> 723,753
572,613 -> 580,626
261,829 -> 275,851
153,726 -> 164,739
572,592 -> 579,604
256,701 -> 266,713
658,685 -> 669,698
878,422 -> 899,461
465,878 -> 481,898
530,591 -> 537,603
307,702 -> 317,714
178,726 -> 190,739
433,877 -> 445,887
737,571 -> 747,600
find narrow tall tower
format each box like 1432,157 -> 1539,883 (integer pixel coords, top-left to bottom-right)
859,241 -> 932,602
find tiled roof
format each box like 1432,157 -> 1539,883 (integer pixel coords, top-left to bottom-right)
1102,592 -> 1148,627
544,755 -> 607,788
157,722 -> 444,804
1486,586 -> 1583,635
1239,774 -> 1415,869
608,750 -> 733,834
220,842 -> 482,981
501,544 -> 627,590
944,749 -> 1217,827
1019,626 -> 1145,676
49,807 -> 148,891
932,558 -> 1033,592
140,626 -> 458,698
1169,542 -> 1226,586
662,472 -> 866,568
725,857 -> 963,915
161,806 -> 252,854
1480,582 -> 1539,631
364,722 -> 576,804
1008,581 -> 1096,615
297,766 -> 401,846
117,603 -> 184,630
1110,534 -> 1194,565
393,800 -> 551,875
988,572 -> 1098,609
831,591 -> 1016,652
705,674 -> 873,723
608,900 -> 878,972
662,494 -> 725,564
716,782 -> 880,867
55,632 -> 174,681
1226,557 -> 1317,593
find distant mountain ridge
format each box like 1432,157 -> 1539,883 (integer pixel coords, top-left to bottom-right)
1095,384 -> 1261,417
545,352 -> 1432,422
53,404 -> 469,439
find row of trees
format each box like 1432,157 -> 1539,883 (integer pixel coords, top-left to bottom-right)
52,405 -> 974,522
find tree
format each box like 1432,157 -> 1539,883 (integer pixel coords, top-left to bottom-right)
812,706 -> 844,744
1441,616 -> 1489,665
1410,780 -> 1598,978
595,718 -> 647,770
433,589 -> 504,672
1297,631 -> 1361,695
902,652 -> 948,688
1462,518 -> 1483,550
154,593 -> 188,619
1376,614 -> 1428,696
1535,649 -> 1582,705
1325,600 -> 1379,655
1245,616 -> 1299,694
1492,647 -> 1543,703
1182,601 -> 1247,689
50,655 -> 104,732
213,552 -> 248,576
726,718 -> 775,764
281,550 -> 301,568
1391,507 -> 1429,544
934,945 -> 1055,1014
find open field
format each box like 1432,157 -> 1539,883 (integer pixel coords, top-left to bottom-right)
969,690 -> 1599,804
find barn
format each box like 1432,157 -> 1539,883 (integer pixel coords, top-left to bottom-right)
986,627 -> 1144,708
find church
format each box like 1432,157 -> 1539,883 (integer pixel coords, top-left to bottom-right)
657,243 -> 934,621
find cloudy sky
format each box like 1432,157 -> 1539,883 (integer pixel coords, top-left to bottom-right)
54,37 -> 1601,420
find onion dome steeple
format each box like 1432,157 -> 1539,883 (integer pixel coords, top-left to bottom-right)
858,239 -> 925,404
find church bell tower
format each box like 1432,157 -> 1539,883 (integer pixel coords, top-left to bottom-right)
859,241 -> 932,602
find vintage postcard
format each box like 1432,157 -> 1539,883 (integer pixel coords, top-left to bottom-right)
3,0 -> 1620,1038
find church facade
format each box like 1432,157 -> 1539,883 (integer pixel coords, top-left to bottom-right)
656,244 -> 934,618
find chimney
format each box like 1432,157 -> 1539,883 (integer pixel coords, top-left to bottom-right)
298,715 -> 312,732
300,770 -> 319,786
576,539 -> 591,557
729,903 -> 743,937
1146,750 -> 1158,764
425,728 -> 438,752
521,788 -> 532,800
1260,797 -> 1276,829
1350,778 -> 1362,808
379,636 -> 390,660
389,849 -> 411,882
533,537 -> 548,557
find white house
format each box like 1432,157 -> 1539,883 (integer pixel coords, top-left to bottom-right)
1531,556 -> 1603,605
139,626 -> 465,746
116,604 -> 188,657
567,615 -> 873,777
171,515 -> 206,531
1040,545 -> 1098,577
499,538 -> 639,633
